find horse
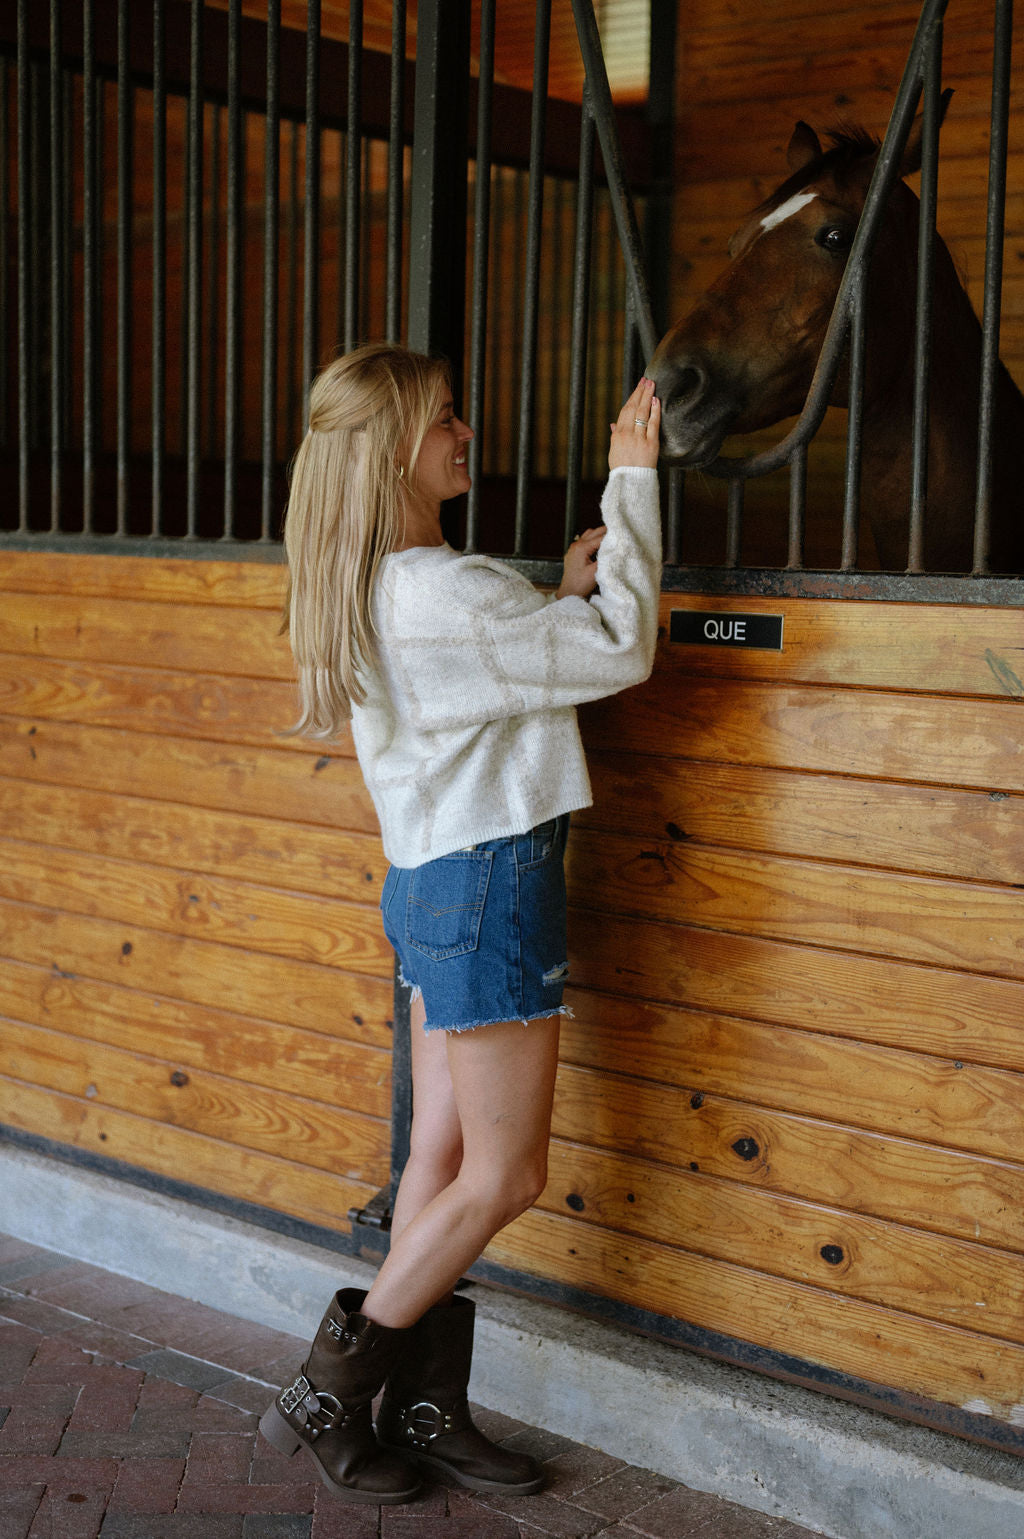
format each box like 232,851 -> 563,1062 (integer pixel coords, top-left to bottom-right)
646,102 -> 1024,573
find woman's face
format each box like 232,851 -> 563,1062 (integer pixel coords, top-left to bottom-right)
412,397 -> 474,506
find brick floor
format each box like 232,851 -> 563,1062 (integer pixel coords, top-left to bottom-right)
0,1234 -> 824,1539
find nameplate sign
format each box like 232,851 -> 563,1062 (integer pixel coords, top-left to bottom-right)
670,610 -> 784,651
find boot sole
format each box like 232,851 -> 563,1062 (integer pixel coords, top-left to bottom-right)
259,1403 -> 422,1505
379,1438 -> 545,1495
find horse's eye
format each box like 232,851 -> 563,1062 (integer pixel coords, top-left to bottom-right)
816,225 -> 853,255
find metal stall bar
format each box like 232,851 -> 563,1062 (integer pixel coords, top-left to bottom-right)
466,0 -> 495,552
16,0 -> 28,528
207,104 -> 221,458
152,0 -> 166,536
223,0 -> 242,538
840,281 -> 867,570
564,88 -> 596,549
261,0 -> 280,541
344,0 -> 363,350
49,0 -> 63,530
973,0 -> 1014,574
185,0 -> 203,537
385,0 -> 407,343
513,0 -> 552,556
303,0 -> 320,429
81,0 -> 98,531
907,32 -> 944,572
1,64 -> 7,453
116,0 -> 132,535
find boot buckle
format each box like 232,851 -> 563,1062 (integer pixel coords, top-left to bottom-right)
403,1400 -> 455,1446
279,1374 -> 348,1441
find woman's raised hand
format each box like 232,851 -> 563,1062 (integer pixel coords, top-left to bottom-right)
608,377 -> 660,471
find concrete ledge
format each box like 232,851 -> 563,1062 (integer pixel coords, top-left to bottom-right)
4,1143 -> 1024,1539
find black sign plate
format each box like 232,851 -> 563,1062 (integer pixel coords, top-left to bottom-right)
670,609 -> 784,651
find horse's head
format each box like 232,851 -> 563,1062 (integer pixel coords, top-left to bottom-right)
648,105 -> 943,467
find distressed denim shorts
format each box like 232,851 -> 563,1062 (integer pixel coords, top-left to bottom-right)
379,815 -> 571,1033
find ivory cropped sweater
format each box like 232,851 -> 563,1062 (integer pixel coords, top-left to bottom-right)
349,465 -> 662,867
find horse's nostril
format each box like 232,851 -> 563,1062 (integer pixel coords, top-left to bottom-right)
676,365 -> 706,407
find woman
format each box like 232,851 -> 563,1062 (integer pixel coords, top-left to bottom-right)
260,343 -> 662,1505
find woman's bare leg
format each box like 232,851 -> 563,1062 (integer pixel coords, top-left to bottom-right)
387,995 -> 462,1244
361,1015 -> 561,1328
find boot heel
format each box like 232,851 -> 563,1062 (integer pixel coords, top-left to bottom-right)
259,1402 -> 302,1456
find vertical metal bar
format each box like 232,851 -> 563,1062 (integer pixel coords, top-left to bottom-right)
49,0 -> 63,530
513,0 -> 551,555
547,177 -> 566,479
186,0 -> 204,538
62,68 -> 72,448
666,466 -> 683,566
116,0 -> 132,535
29,56 -> 41,454
841,280 -> 866,571
261,0 -> 281,541
344,0 -> 363,350
724,479 -> 743,568
907,31 -> 943,573
285,121 -> 299,448
466,0 -> 495,552
487,167 -> 505,475
974,0 -> 1013,575
223,0 -> 242,539
1,64 -> 9,454
206,102 -> 222,459
385,0 -> 406,343
17,0 -> 29,528
360,136 -> 372,334
303,0 -> 321,429
564,89 -> 595,549
152,0 -> 166,535
335,131 -> 346,346
787,444 -> 806,569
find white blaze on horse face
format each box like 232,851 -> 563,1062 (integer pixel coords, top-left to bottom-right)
760,190 -> 819,234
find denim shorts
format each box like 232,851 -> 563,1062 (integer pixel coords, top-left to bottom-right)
379,815 -> 571,1033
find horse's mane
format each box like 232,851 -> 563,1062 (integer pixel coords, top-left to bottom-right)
754,124 -> 882,219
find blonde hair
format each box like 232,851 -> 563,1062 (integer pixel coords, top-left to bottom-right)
282,343 -> 452,737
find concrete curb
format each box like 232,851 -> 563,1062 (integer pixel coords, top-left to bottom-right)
4,1143 -> 1024,1539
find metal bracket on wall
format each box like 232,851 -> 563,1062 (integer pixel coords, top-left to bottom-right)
347,1187 -> 393,1231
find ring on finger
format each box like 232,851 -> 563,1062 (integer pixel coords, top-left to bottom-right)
634,416 -> 648,427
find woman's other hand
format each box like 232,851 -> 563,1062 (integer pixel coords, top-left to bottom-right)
608,377 -> 660,471
556,526 -> 606,599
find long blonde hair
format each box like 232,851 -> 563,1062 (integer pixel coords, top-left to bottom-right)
283,343 -> 452,737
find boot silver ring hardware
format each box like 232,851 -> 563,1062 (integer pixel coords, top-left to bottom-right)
280,1375 -> 348,1440
404,1401 -> 454,1445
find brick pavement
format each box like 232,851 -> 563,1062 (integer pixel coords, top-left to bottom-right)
0,1234 -> 823,1538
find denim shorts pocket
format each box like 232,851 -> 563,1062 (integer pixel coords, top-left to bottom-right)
520,817 -> 559,869
379,866 -> 400,951
406,850 -> 494,961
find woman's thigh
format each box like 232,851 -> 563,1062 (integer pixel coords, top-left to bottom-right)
445,1015 -> 561,1196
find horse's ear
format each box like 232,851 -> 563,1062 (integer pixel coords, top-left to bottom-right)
900,87 -> 954,177
787,121 -> 823,171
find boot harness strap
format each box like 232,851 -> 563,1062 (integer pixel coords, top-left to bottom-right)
400,1397 -> 472,1448
279,1373 -> 355,1441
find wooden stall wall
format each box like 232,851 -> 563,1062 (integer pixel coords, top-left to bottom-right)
3,547 -> 1024,1430
494,591 -> 1024,1429
665,0 -> 1024,559
0,549 -> 393,1238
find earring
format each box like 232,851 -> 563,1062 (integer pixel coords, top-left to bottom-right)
397,464 -> 405,480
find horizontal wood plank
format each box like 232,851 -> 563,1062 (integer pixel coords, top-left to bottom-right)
582,751 -> 1024,885
567,829 -> 1024,979
540,1140 -> 1024,1341
649,595 -> 1024,697
551,1060 -> 1024,1240
0,956 -> 391,1113
2,1018 -> 388,1182
0,593 -> 292,682
0,1075 -> 379,1237
0,896 -> 394,1041
0,777 -> 388,901
0,838 -> 393,976
566,911 -> 1024,1065
0,551 -> 287,610
559,991 -> 1024,1170
484,1207 -> 1024,1421
0,716 -> 367,824
580,678 -> 1024,791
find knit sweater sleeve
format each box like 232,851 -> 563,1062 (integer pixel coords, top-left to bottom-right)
376,466 -> 661,732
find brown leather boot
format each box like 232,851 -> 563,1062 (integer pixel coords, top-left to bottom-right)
259,1288 -> 421,1505
375,1293 -> 545,1493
